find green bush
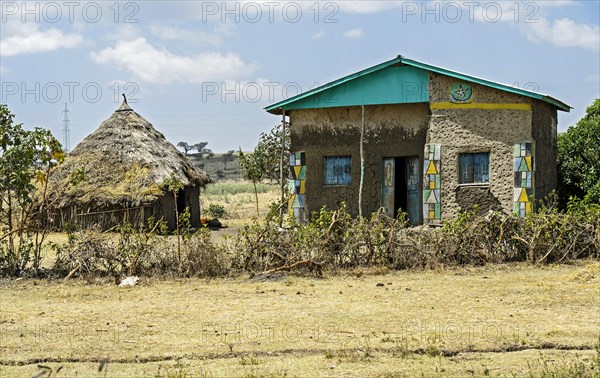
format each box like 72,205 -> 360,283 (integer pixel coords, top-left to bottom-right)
558,98 -> 600,205
206,203 -> 227,218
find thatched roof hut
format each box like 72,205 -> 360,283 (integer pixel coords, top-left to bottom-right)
47,100 -> 210,230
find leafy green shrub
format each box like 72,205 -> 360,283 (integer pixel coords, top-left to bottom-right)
231,204 -> 412,275
0,104 -> 64,277
206,203 -> 227,218
558,98 -> 600,205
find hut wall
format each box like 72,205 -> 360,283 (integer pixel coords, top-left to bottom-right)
52,188 -> 200,232
289,103 -> 429,218
185,186 -> 201,228
53,204 -> 149,230
159,194 -> 178,231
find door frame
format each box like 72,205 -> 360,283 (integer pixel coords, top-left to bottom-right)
381,156 -> 422,225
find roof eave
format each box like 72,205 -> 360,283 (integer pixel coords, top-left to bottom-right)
400,57 -> 572,112
264,55 -> 572,114
264,56 -> 403,113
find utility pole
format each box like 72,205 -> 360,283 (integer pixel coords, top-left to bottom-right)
62,103 -> 71,152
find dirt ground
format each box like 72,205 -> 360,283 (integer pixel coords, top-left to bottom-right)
1,261 -> 598,377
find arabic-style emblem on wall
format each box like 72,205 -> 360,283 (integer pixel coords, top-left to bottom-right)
449,83 -> 474,103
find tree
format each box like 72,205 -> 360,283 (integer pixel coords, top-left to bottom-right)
177,141 -> 193,155
0,104 -> 64,276
256,124 -> 290,183
238,147 -> 267,217
193,142 -> 214,159
193,142 -> 208,152
161,175 -> 184,269
198,148 -> 214,159
238,124 -> 290,218
557,98 -> 600,204
223,150 -> 236,162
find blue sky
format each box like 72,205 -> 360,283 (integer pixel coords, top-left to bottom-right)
1,0 -> 599,152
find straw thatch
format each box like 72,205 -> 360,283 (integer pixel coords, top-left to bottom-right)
47,101 -> 210,209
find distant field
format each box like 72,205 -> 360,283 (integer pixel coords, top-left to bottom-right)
202,180 -> 280,221
1,262 -> 598,377
188,153 -> 244,182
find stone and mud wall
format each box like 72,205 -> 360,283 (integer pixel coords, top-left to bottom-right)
427,73 -> 538,220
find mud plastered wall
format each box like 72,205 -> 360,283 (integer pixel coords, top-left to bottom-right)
289,103 -> 429,217
427,73 -> 534,219
531,102 -> 558,200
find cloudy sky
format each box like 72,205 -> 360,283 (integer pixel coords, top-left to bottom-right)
1,0 -> 598,152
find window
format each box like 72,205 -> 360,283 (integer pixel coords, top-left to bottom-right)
324,156 -> 352,185
459,152 -> 489,184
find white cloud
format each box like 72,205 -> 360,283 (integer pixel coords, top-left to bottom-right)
149,23 -> 233,46
343,28 -> 365,39
312,31 -> 326,40
336,1 -> 406,14
90,38 -> 256,84
536,1 -> 577,7
452,1 -> 598,52
525,18 -> 600,51
104,24 -> 144,42
0,27 -> 83,57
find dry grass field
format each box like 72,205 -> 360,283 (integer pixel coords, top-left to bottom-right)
1,261 -> 598,377
1,182 -> 599,377
201,181 -> 280,221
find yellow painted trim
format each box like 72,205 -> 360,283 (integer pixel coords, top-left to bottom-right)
431,102 -> 532,111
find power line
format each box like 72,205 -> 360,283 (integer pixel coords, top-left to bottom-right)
62,103 -> 71,152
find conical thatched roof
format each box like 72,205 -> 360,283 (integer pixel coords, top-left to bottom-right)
47,101 -> 210,208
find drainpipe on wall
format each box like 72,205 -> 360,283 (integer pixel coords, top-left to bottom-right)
279,110 -> 286,226
359,105 -> 365,218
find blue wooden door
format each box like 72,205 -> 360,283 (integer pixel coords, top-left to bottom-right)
382,158 -> 395,217
405,156 -> 420,225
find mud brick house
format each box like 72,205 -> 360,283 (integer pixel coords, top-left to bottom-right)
265,56 -> 571,225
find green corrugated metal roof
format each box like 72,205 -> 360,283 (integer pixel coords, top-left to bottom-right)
264,55 -> 572,114
272,65 -> 429,110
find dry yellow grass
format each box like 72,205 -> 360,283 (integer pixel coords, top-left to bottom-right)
202,180 -> 280,221
0,261 -> 598,377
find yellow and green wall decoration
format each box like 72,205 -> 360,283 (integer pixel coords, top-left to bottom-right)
423,144 -> 442,224
289,151 -> 307,221
513,142 -> 534,217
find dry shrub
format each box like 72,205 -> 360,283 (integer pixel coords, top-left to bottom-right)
52,221 -> 231,280
231,205 -> 412,275
173,228 -> 231,278
51,199 -> 599,279
51,228 -> 121,280
230,199 -> 599,276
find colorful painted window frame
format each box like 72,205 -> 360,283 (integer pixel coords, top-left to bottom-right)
323,156 -> 352,186
458,152 -> 490,184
